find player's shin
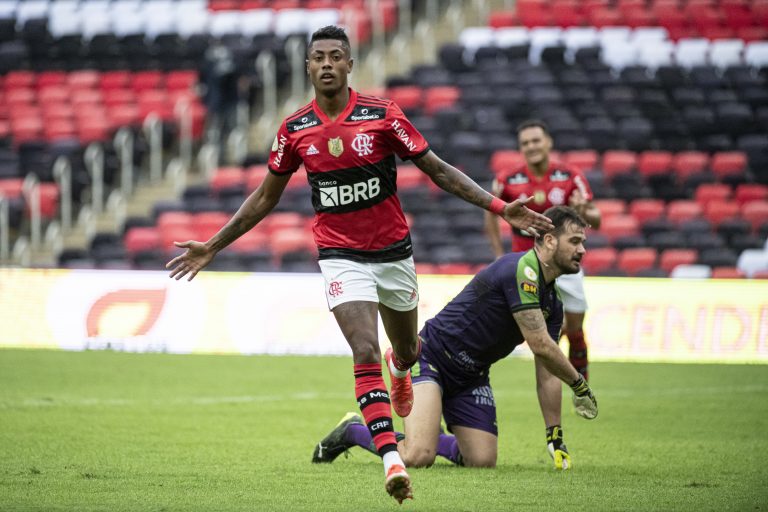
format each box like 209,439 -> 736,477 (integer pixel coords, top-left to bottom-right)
567,329 -> 589,381
354,363 -> 401,464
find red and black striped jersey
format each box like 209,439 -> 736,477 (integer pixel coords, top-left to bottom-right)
493,160 -> 593,252
267,88 -> 429,262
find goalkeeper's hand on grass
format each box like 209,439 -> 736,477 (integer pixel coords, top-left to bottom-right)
546,425 -> 571,470
570,375 -> 598,419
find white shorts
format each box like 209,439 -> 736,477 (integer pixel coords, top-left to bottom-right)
556,269 -> 588,313
318,257 -> 419,312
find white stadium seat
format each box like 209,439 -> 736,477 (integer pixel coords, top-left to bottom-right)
675,38 -> 710,68
15,0 -> 49,25
631,26 -> 669,44
209,11 -> 242,37
637,41 -> 674,70
239,9 -> 275,38
494,26 -> 529,48
602,41 -> 639,70
709,39 -> 745,68
745,41 -> 768,68
459,26 -> 497,53
528,26 -> 562,65
670,264 -> 712,279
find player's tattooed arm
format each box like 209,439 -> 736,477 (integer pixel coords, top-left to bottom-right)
513,308 -> 581,384
413,151 -> 496,210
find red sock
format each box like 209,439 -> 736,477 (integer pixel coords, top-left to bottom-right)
354,363 -> 397,456
567,330 -> 589,381
392,337 -> 422,372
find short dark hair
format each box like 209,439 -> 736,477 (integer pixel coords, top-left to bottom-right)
309,25 -> 351,55
535,206 -> 587,245
516,119 -> 551,137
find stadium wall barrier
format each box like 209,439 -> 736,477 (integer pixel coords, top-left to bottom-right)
0,268 -> 766,363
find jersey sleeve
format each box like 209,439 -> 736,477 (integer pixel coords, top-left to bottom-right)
570,168 -> 593,201
267,121 -> 302,175
384,102 -> 430,161
504,258 -> 542,313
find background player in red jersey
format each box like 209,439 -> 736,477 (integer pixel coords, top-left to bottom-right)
166,26 -> 552,503
484,120 -> 601,381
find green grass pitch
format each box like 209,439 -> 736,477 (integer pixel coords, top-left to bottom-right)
1,349 -> 766,511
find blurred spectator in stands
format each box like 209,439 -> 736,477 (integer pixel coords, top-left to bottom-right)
484,120 -> 601,381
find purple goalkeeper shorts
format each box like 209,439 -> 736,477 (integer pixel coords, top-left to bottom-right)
412,334 -> 498,436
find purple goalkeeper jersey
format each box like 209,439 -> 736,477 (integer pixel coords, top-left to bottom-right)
420,249 -> 564,374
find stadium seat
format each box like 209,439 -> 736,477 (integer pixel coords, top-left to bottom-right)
617,247 -> 657,276
670,263 -> 712,279
599,214 -> 639,242
637,150 -> 673,179
667,200 -> 703,224
711,266 -> 746,279
742,201 -> 768,231
735,184 -> 768,205
659,248 -> 698,273
489,150 -> 525,175
601,150 -> 637,179
124,226 -> 162,254
703,200 -> 740,226
737,248 -> 768,277
694,183 -> 731,205
711,151 -> 747,181
629,198 -> 665,224
593,198 -> 626,217
580,246 -> 618,274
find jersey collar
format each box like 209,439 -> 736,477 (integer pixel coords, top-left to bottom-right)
312,87 -> 358,124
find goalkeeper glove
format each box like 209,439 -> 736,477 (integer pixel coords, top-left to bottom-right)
546,425 -> 571,470
570,375 -> 598,419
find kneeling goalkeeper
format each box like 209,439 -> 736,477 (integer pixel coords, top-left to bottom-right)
312,206 -> 598,470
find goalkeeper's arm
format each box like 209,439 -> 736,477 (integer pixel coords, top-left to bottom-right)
512,308 -> 598,419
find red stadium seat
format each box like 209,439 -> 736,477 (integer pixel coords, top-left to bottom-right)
624,8 -> 657,28
490,150 -> 525,175
246,165 -> 270,191
617,248 -> 657,276
667,200 -> 703,224
166,71 -> 198,92
157,211 -> 193,231
386,86 -> 422,112
564,150 -> 599,172
711,151 -> 747,180
659,248 -> 698,273
423,86 -> 460,115
735,26 -> 768,42
159,225 -> 198,251
229,229 -> 269,253
0,178 -> 24,199
415,262 -> 438,274
588,7 -> 624,27
38,85 -> 70,106
581,247 -> 618,274
269,227 -> 316,258
637,151 -> 673,179
694,183 -> 731,206
711,266 -> 746,278
742,201 -> 768,231
629,198 -> 665,224
124,227 -> 162,254
4,71 -> 35,89
599,214 -> 639,242
436,263 -> 474,275
734,184 -> 768,205
593,198 -> 626,217
398,163 -> 426,189
99,71 -> 131,90
210,167 -> 245,193
131,71 -> 164,93
703,199 -> 740,226
752,270 -> 768,279
488,10 -> 518,28
518,7 -> 553,27
265,211 -> 307,235
602,150 -> 637,179
192,211 -> 230,241
36,71 -> 68,88
672,151 -> 709,179
67,70 -> 100,90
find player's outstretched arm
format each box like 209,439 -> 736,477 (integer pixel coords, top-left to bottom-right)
513,308 -> 598,419
412,151 -> 553,236
166,172 -> 291,281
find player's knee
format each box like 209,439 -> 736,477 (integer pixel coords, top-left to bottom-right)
462,454 -> 496,468
349,341 -> 381,364
402,446 -> 436,468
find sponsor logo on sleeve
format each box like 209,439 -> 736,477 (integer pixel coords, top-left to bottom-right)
550,169 -> 571,182
272,134 -> 287,167
391,119 -> 417,152
306,144 -> 319,156
506,172 -> 529,185
521,281 -> 538,295
524,266 -> 538,281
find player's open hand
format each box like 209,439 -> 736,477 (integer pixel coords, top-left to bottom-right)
501,197 -> 554,238
570,375 -> 598,420
166,240 -> 215,281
